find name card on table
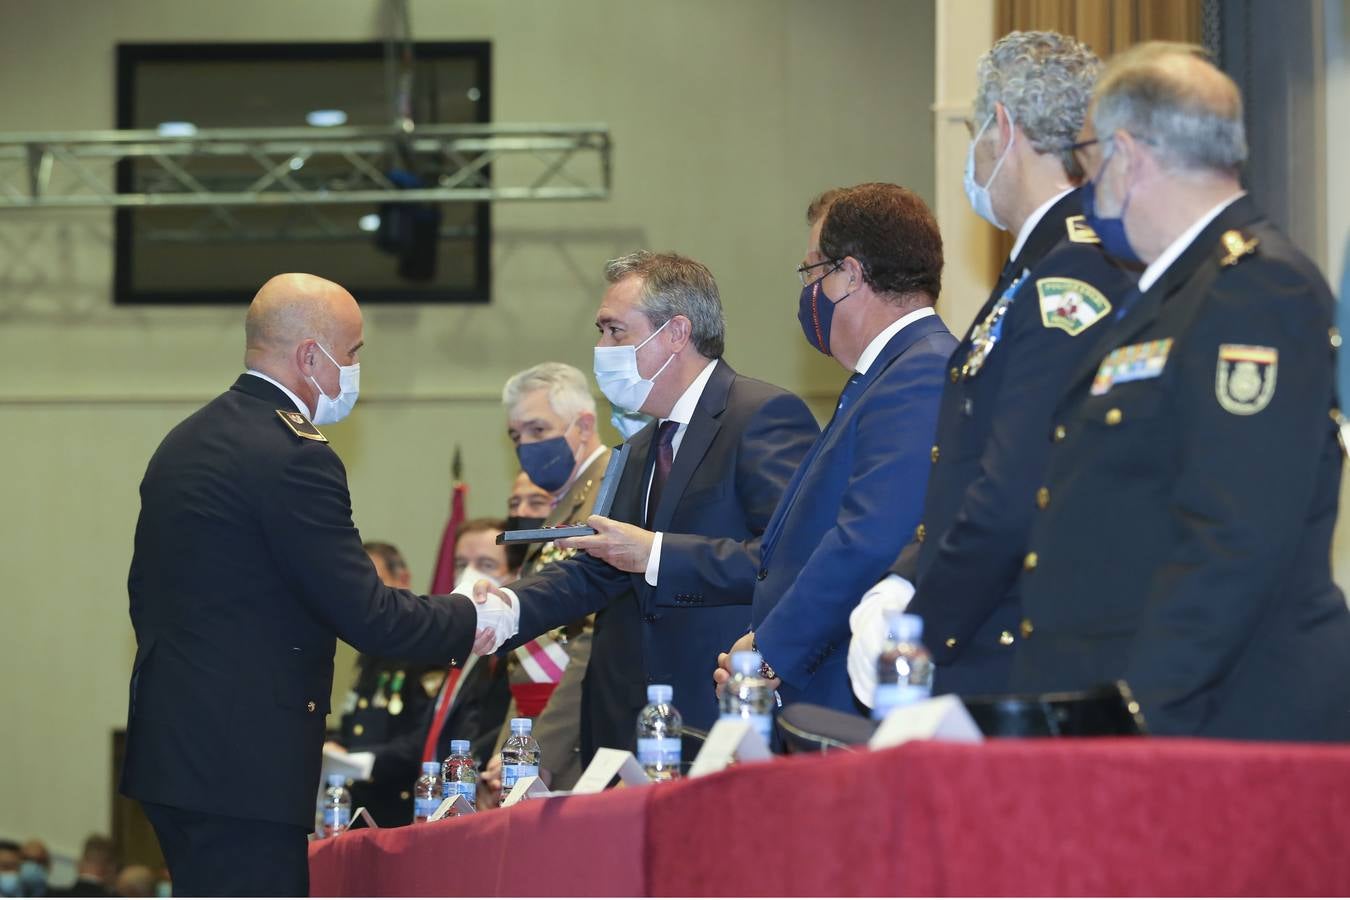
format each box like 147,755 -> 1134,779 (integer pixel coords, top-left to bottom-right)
688,719 -> 772,778
350,807 -> 380,829
501,775 -> 554,807
867,694 -> 984,750
572,748 -> 651,794
428,793 -> 475,821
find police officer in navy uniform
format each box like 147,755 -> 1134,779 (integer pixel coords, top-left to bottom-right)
121,273 -> 502,896
1012,44 -> 1350,740
848,31 -> 1137,702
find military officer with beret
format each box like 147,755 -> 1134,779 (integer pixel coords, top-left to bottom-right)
848,31 -> 1136,702
1011,43 -> 1350,740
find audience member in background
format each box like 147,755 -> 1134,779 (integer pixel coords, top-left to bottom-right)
1,842 -> 21,899
504,471 -> 553,572
715,183 -> 956,714
17,840 -> 49,897
486,363 -> 613,794
330,541 -> 448,825
334,518 -> 516,824
111,867 -> 154,899
59,836 -> 115,898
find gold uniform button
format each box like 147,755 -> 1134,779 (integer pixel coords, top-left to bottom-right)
1332,327 -> 1343,349
999,630 -> 1015,646
1020,618 -> 1035,639
915,523 -> 927,542
450,658 -> 458,667
949,366 -> 960,383
357,698 -> 369,710
1105,408 -> 1123,426
353,724 -> 364,736
1023,552 -> 1039,571
306,701 -> 316,713
1053,424 -> 1067,442
931,445 -> 940,463
1036,487 -> 1050,509
400,791 -> 411,801
944,637 -> 957,649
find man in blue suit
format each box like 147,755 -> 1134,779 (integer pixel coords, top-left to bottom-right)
715,183 -> 956,714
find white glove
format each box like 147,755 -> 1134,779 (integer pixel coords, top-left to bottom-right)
457,565 -> 520,654
847,574 -> 916,709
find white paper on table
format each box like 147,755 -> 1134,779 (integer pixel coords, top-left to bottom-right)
429,793 -> 475,821
867,694 -> 984,750
322,746 -> 375,782
571,748 -> 651,794
501,774 -> 554,806
687,719 -> 771,778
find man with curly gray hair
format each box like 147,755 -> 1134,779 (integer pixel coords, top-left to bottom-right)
849,31 -> 1138,704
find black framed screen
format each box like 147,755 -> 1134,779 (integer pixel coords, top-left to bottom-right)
114,41 -> 492,305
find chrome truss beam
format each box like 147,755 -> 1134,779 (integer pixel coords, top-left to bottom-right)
0,124 -> 612,210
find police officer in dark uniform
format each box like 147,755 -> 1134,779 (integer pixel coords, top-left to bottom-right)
1012,44 -> 1350,740
121,273 -> 500,896
848,31 -> 1136,701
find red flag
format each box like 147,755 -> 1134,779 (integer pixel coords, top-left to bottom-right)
429,447 -> 467,594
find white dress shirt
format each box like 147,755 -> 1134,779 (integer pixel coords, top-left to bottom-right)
643,358 -> 720,585
1137,193 -> 1246,294
854,306 -> 937,375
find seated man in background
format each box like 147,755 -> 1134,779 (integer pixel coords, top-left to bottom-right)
716,183 -> 956,714
111,866 -> 155,899
0,843 -> 21,899
60,836 -> 116,897
504,470 -> 553,573
335,519 -> 515,824
17,839 -> 50,897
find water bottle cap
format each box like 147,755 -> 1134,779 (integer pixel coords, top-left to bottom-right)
647,684 -> 673,704
510,717 -> 532,734
449,739 -> 470,754
422,761 -> 441,774
730,650 -> 762,676
326,773 -> 346,787
895,613 -> 924,642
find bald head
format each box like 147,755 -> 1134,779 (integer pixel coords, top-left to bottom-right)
243,273 -> 364,418
1092,41 -> 1246,175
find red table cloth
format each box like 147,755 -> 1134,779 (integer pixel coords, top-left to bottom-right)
311,738 -> 1350,896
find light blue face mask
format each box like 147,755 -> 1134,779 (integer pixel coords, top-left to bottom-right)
18,861 -> 46,893
963,110 -> 1017,230
0,871 -> 21,898
610,406 -> 654,440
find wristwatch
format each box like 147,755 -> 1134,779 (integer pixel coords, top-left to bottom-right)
751,637 -> 777,680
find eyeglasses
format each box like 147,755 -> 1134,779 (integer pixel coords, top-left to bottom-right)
796,259 -> 840,287
1065,137 -> 1101,174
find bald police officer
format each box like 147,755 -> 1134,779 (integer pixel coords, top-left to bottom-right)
1012,43 -> 1350,740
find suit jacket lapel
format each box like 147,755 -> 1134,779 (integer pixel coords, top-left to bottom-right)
650,360 -> 732,530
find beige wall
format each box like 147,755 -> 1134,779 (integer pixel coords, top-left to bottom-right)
0,0 -> 936,855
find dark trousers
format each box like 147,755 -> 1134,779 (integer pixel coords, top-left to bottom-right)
141,801 -> 308,897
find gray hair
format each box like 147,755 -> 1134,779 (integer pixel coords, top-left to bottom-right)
975,31 -> 1102,180
603,250 -> 725,359
501,362 -> 597,421
1092,41 -> 1246,174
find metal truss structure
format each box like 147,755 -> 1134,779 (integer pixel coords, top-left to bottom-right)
0,123 -> 612,210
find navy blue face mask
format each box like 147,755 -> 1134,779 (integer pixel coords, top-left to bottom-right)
797,263 -> 854,356
1082,147 -> 1141,265
515,423 -> 577,493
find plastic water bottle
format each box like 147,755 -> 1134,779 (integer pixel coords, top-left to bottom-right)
873,609 -> 934,720
719,650 -> 775,747
319,773 -> 351,837
412,761 -> 441,823
499,717 -> 541,805
441,739 -> 478,814
636,684 -> 683,782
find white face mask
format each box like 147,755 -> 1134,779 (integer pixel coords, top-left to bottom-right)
963,111 -> 1015,230
593,319 -> 675,415
308,341 -> 360,425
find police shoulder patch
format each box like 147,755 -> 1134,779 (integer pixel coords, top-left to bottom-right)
276,409 -> 328,442
1065,215 -> 1100,244
1215,344 -> 1277,415
1037,277 -> 1112,336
